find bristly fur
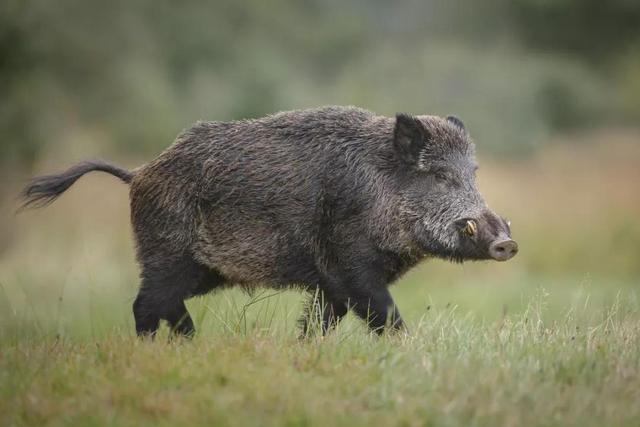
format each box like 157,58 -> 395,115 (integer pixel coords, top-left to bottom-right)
19,106 -> 513,338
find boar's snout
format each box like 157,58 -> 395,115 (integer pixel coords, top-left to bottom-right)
453,211 -> 518,262
488,238 -> 518,261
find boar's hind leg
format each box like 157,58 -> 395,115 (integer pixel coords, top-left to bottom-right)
299,291 -> 348,337
134,252 -> 226,338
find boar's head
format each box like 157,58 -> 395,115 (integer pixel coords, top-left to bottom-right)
392,113 -> 517,262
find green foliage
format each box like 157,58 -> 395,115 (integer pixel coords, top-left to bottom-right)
511,0 -> 640,63
1,0 -> 638,171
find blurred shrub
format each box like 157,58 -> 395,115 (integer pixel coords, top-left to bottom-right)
0,0 -> 638,173
330,44 -> 610,154
0,1 -> 45,169
511,0 -> 640,64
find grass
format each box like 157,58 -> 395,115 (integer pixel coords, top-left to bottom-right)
1,137 -> 640,426
1,290 -> 639,427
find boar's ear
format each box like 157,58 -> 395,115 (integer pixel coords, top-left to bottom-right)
446,115 -> 466,133
394,113 -> 429,165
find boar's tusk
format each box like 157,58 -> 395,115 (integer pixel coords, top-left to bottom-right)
465,220 -> 477,236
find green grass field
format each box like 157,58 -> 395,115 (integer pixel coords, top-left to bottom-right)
2,292 -> 639,427
1,138 -> 639,426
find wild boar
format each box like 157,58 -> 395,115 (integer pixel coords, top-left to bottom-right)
21,106 -> 517,337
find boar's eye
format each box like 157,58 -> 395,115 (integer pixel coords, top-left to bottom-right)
429,168 -> 462,188
429,169 -> 452,185
434,171 -> 448,183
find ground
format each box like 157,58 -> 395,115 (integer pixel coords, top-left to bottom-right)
2,291 -> 639,427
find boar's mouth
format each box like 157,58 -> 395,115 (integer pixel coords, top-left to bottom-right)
415,214 -> 518,263
452,217 -> 518,262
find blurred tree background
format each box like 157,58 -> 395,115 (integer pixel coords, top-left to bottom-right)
2,0 -> 639,174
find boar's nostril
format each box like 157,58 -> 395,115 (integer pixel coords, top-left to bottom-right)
489,239 -> 518,261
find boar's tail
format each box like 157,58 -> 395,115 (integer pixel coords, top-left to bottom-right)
19,160 -> 133,210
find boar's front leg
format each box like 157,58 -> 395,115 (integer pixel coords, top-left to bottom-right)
324,243 -> 406,334
348,287 -> 405,334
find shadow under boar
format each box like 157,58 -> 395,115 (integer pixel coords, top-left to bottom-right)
20,106 -> 518,337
